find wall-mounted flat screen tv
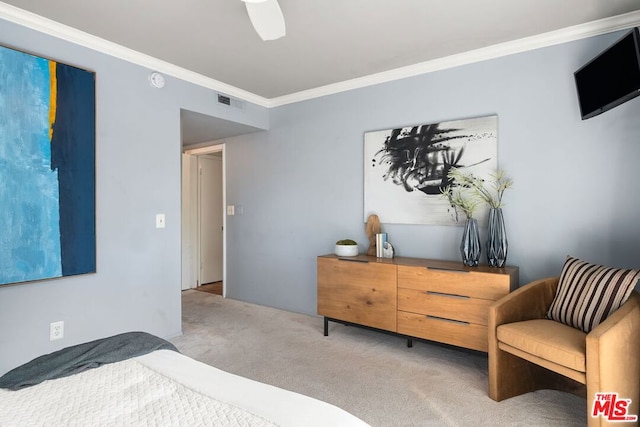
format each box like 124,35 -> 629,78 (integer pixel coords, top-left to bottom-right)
574,27 -> 640,120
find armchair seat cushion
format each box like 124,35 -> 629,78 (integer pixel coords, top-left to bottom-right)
497,319 -> 587,372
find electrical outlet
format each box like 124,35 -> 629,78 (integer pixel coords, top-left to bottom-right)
50,321 -> 64,341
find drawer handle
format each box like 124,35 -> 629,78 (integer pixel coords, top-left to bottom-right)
337,258 -> 369,263
427,266 -> 469,273
425,291 -> 469,299
426,315 -> 469,325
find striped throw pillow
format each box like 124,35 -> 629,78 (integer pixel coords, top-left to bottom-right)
547,256 -> 640,333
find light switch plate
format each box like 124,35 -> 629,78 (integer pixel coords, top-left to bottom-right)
156,213 -> 166,228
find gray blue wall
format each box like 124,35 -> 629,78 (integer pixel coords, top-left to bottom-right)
225,30 -> 640,315
1,17 -> 639,376
0,19 -> 267,375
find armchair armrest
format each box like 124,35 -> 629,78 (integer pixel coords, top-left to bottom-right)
586,291 -> 640,423
489,276 -> 559,328
488,276 -> 560,401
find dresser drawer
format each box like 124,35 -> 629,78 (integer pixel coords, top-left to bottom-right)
398,265 -> 509,300
397,287 -> 493,325
397,311 -> 488,352
318,257 -> 397,332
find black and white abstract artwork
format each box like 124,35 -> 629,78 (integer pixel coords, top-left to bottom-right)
364,115 -> 498,225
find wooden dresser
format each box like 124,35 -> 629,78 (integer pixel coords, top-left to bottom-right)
317,254 -> 518,352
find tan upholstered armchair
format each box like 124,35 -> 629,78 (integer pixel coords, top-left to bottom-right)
488,277 -> 640,426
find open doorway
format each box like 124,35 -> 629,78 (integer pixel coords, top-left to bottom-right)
181,144 -> 225,295
179,108 -> 265,299
198,152 -> 223,293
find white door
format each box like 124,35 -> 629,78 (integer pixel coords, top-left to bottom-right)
199,155 -> 223,284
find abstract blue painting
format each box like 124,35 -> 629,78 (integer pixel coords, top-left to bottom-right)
0,45 -> 95,286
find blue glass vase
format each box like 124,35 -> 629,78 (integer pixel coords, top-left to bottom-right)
460,218 -> 480,267
486,208 -> 508,268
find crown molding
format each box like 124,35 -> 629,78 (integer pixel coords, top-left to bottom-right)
1,2 -> 638,109
269,10 -> 640,107
0,2 -> 272,107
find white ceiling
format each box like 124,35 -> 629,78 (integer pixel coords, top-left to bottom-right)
2,0 -> 640,143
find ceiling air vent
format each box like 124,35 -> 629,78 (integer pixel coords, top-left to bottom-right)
217,94 -> 245,110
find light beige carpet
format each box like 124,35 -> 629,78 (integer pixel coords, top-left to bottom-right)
170,290 -> 586,426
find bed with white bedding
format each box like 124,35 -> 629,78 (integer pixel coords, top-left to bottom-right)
0,333 -> 369,426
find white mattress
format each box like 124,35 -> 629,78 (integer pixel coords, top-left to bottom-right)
0,349 -> 369,427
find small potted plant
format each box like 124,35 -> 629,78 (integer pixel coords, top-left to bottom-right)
335,239 -> 359,257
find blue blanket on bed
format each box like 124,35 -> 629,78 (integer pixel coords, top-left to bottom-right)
0,331 -> 178,390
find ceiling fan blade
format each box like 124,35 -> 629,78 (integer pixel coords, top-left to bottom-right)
244,0 -> 286,41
